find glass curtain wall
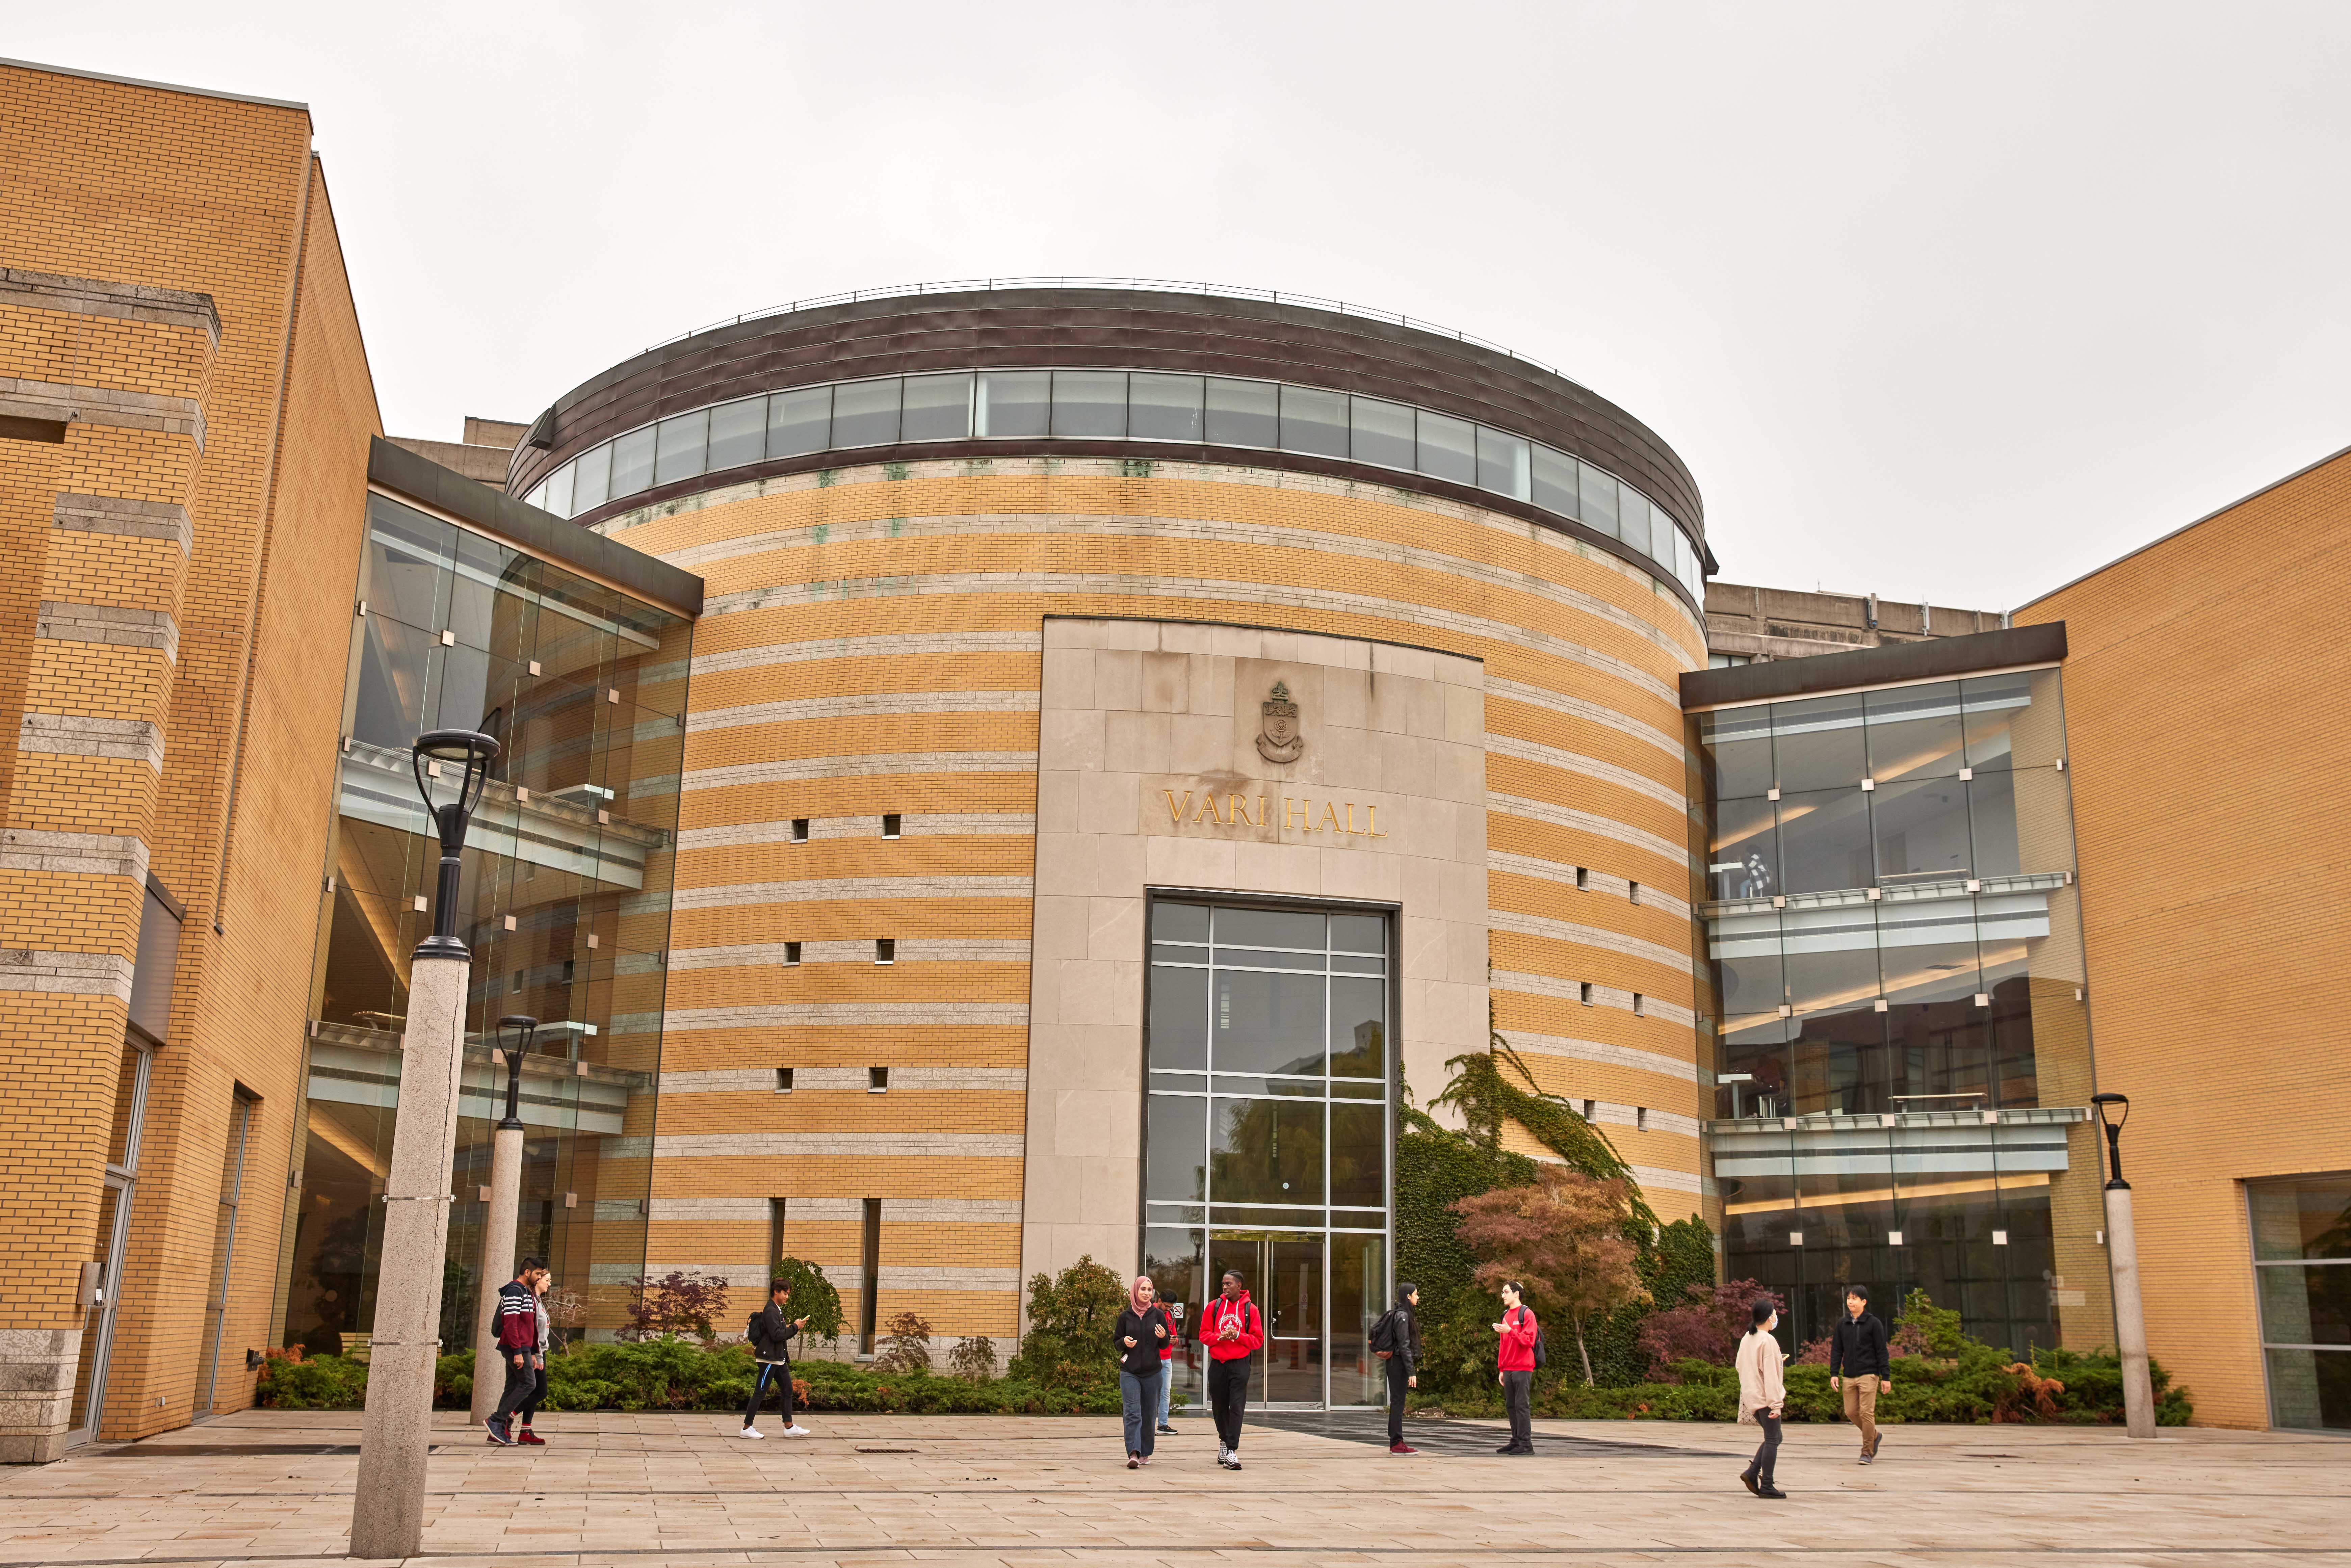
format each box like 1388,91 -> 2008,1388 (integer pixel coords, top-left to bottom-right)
2251,1175 -> 2351,1430
278,492 -> 691,1356
1143,900 -> 1393,1409
1696,669 -> 2100,1357
521,369 -> 1707,605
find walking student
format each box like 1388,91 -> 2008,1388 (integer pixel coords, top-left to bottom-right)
741,1277 -> 810,1438
1372,1281 -> 1422,1455
1493,1281 -> 1538,1455
1829,1284 -> 1892,1464
1736,1298 -> 1788,1499
484,1257 -> 547,1445
513,1266 -> 552,1446
1200,1270 -> 1263,1470
1156,1302 -> 1180,1435
1115,1275 -> 1171,1468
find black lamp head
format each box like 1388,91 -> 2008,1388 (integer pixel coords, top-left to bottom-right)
412,729 -> 500,835
2090,1092 -> 2130,1130
497,1014 -> 540,1054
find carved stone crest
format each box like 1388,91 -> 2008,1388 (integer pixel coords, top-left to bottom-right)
1255,680 -> 1304,764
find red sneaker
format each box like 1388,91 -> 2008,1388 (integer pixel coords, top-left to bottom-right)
1388,1443 -> 1418,1455
516,1429 -> 546,1446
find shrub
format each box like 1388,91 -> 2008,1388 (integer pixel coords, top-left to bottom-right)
873,1311 -> 935,1375
947,1335 -> 998,1384
623,1271 -> 726,1341
769,1257 -> 846,1343
1006,1255 -> 1124,1390
255,1353 -> 368,1410
1636,1280 -> 1782,1381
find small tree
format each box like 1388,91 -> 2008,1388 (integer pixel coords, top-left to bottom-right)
1449,1169 -> 1649,1386
622,1270 -> 726,1341
1636,1279 -> 1784,1380
948,1334 -> 998,1384
770,1257 -> 846,1342
542,1285 -> 588,1352
1007,1254 -> 1125,1390
873,1310 -> 935,1375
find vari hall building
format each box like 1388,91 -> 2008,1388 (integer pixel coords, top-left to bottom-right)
1,57 -> 2343,1458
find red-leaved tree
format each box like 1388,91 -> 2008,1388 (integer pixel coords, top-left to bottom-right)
622,1270 -> 727,1341
1636,1279 -> 1784,1381
1448,1169 -> 1648,1386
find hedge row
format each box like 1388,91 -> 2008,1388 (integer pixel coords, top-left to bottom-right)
256,1339 -> 1123,1416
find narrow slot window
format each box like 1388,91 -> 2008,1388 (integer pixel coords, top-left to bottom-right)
1629,881 -> 1642,905
774,1068 -> 794,1093
791,818 -> 810,843
782,941 -> 801,966
859,1199 -> 882,1355
1579,982 -> 1594,1006
1575,867 -> 1589,890
869,1066 -> 889,1092
1633,993 -> 1646,1016
1636,1106 -> 1650,1132
881,813 -> 902,839
874,939 -> 895,965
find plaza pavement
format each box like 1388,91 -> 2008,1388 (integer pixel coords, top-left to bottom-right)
1,1408 -> 2343,1567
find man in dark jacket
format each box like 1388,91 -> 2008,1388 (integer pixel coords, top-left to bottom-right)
741,1278 -> 809,1438
1375,1282 -> 1422,1455
1828,1284 -> 1892,1463
484,1257 -> 547,1445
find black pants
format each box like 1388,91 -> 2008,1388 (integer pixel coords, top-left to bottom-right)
1747,1411 -> 1781,1485
491,1354 -> 537,1424
745,1361 -> 794,1428
1385,1356 -> 1411,1445
1501,1368 -> 1533,1451
1207,1357 -> 1250,1451
518,1364 -> 548,1425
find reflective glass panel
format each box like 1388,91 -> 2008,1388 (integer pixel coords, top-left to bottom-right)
1147,1093 -> 1207,1202
570,443 -> 611,512
1477,428 -> 1532,500
1619,488 -> 1651,555
542,462 -> 574,520
1777,789 -> 1873,894
708,396 -> 767,470
1328,976 -> 1385,1079
1579,465 -> 1619,537
1701,705 -> 1774,801
608,426 -> 655,499
1962,671 -> 2037,772
901,373 -> 973,441
767,385 -> 832,456
1129,373 -> 1204,440
1209,1096 -> 1325,1204
364,496 -> 455,632
1213,907 -> 1325,949
1279,385 -> 1349,457
1149,962 -> 1208,1069
1872,776 -> 1974,884
831,378 -> 901,447
1205,378 -> 1279,447
2252,1178 -> 2351,1262
976,371 -> 1049,438
1532,444 -> 1579,516
1865,682 -> 1964,783
1212,970 -> 1326,1075
1771,694 -> 1867,791
1053,370 -> 1127,438
1710,795 -> 1778,900
653,409 -> 708,486
1330,1101 -> 1384,1207
1415,411 -> 1475,485
1152,900 -> 1210,942
1329,914 -> 1384,954
1349,397 -> 1415,469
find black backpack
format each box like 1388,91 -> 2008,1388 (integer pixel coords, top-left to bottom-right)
1369,1310 -> 1399,1354
1534,1324 -> 1548,1370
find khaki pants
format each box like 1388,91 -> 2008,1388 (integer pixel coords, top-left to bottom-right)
1841,1372 -> 1880,1450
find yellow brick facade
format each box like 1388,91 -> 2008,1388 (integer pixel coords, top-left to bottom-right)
0,62 -> 379,1457
2017,447 -> 2351,1429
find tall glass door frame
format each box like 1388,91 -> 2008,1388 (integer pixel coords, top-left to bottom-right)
1141,892 -> 1399,1410
71,1039 -> 151,1448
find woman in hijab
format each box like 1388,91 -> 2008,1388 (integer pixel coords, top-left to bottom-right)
1114,1275 -> 1172,1468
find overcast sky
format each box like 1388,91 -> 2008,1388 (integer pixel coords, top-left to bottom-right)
15,2 -> 2349,610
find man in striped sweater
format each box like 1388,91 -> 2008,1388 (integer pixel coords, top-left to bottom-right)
484,1258 -> 548,1446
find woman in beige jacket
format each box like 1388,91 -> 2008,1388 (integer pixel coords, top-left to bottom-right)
1735,1298 -> 1787,1498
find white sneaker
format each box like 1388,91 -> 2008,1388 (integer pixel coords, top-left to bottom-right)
782,1425 -> 811,1436
738,1427 -> 765,1439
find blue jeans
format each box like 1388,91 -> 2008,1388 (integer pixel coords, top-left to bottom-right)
1120,1366 -> 1161,1458
1157,1359 -> 1173,1424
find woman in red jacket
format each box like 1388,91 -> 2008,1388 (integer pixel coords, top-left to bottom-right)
1199,1270 -> 1264,1470
1493,1281 -> 1538,1455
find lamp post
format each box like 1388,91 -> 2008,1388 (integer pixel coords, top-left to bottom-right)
470,1016 -> 537,1423
2092,1092 -> 2158,1439
351,730 -> 498,1560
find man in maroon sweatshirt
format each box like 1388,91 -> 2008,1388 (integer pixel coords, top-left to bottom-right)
484,1258 -> 547,1445
1199,1270 -> 1264,1470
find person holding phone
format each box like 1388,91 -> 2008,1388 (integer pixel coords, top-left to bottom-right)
1737,1298 -> 1788,1498
1114,1275 -> 1171,1467
741,1277 -> 810,1439
1200,1271 -> 1263,1470
1493,1282 -> 1538,1455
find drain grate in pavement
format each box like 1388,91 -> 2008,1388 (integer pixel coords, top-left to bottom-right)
854,1445 -> 919,1454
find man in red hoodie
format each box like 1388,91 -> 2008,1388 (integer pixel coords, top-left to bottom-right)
1494,1281 -> 1538,1455
1199,1270 -> 1263,1470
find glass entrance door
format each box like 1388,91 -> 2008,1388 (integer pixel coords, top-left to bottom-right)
68,1177 -> 130,1446
1209,1233 -> 1324,1405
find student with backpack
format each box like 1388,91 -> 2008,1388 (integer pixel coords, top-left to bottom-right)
1199,1270 -> 1264,1470
1493,1281 -> 1539,1455
740,1278 -> 810,1439
1371,1281 -> 1422,1454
